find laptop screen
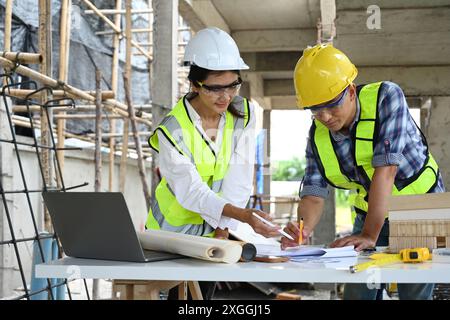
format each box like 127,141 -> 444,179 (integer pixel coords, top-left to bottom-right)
43,192 -> 150,262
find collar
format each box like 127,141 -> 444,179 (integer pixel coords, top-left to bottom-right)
184,95 -> 226,125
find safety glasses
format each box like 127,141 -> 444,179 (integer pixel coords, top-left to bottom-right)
308,86 -> 349,117
197,78 -> 242,96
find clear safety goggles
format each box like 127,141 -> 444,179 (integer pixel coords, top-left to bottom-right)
308,86 -> 349,117
197,78 -> 242,96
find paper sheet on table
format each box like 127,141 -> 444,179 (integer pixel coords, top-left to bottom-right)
290,256 -> 359,270
229,221 -> 280,245
255,244 -> 357,258
137,229 -> 243,264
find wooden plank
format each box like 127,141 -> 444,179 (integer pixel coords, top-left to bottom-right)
178,282 -> 188,300
0,56 -> 152,127
275,291 -> 302,300
388,192 -> 450,211
4,0 -> 13,52
187,281 -> 203,300
85,8 -> 153,15
109,0 -> 122,193
39,0 -> 53,232
81,0 -> 153,60
6,89 -> 115,100
0,52 -> 42,64
124,73 -> 151,210
56,0 -> 71,187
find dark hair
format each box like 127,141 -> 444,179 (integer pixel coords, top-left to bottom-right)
187,65 -> 245,118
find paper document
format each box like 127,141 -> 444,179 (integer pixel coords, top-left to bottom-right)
290,256 -> 359,269
137,229 -> 243,264
255,244 -> 357,258
229,221 -> 280,246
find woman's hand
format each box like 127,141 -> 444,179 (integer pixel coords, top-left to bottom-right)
221,204 -> 281,238
244,209 -> 281,238
214,227 -> 229,240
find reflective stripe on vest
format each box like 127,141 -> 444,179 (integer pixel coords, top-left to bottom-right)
146,95 -> 250,236
311,82 -> 439,215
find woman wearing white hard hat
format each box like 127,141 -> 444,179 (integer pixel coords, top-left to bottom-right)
146,28 -> 280,247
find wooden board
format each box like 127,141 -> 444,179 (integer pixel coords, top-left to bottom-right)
388,192 -> 450,211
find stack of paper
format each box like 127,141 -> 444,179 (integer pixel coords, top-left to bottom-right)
229,221 -> 280,246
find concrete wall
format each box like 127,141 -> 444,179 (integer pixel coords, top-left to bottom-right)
0,135 -> 151,298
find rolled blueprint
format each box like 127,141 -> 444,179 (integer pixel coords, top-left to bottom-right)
238,241 -> 257,262
137,229 -> 243,264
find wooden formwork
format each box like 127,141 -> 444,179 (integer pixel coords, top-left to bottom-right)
389,220 -> 450,252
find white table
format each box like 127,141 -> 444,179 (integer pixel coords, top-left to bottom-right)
36,256 -> 450,284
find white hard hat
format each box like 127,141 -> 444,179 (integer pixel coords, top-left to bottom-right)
183,27 -> 249,71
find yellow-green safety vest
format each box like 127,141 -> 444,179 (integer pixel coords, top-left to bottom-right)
146,94 -> 250,236
310,82 -> 439,216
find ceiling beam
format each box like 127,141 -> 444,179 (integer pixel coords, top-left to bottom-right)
336,7 -> 450,35
335,31 -> 450,66
241,51 -> 302,72
357,66 -> 450,96
178,0 -> 230,33
320,0 -> 336,42
335,7 -> 450,65
233,29 -> 316,52
264,79 -> 295,96
269,96 -> 298,110
336,0 -> 450,10
247,65 -> 450,108
264,65 -> 450,110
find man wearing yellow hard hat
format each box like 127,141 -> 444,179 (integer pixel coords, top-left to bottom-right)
281,44 -> 445,300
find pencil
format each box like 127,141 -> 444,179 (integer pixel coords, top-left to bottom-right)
252,212 -> 294,240
298,217 -> 304,245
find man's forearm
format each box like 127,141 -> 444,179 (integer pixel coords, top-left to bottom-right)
361,166 -> 397,242
298,195 -> 325,231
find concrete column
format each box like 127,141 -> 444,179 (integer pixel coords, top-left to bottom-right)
312,189 -> 336,245
242,72 -> 272,212
0,97 -> 15,297
262,109 -> 271,213
151,0 -> 178,202
242,72 -> 266,109
421,96 -> 450,188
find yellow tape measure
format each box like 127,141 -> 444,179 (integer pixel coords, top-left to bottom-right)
350,248 -> 431,273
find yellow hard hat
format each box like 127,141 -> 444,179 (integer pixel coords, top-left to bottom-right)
294,43 -> 358,109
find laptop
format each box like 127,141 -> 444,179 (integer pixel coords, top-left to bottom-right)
42,192 -> 183,263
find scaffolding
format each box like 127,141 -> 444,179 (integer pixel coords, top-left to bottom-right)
0,0 -> 191,300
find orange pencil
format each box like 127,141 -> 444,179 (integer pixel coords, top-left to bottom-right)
298,217 -> 304,245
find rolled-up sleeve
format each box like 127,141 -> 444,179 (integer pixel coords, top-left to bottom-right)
372,82 -> 408,168
300,138 -> 329,199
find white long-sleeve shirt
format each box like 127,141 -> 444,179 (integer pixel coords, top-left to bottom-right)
156,98 -> 256,231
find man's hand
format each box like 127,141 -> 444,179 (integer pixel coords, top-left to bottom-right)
280,221 -> 311,250
329,233 -> 376,251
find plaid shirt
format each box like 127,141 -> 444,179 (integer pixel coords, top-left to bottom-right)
300,81 -> 445,199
